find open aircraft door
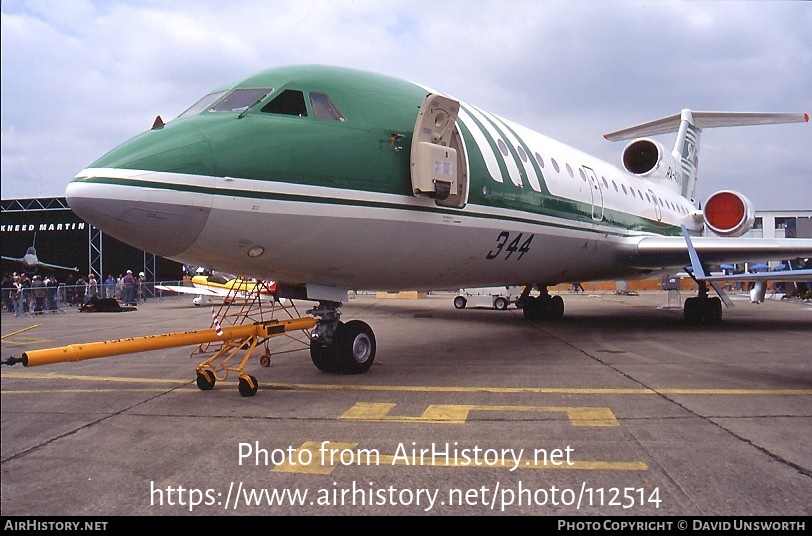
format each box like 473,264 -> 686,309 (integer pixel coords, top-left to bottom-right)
410,93 -> 469,208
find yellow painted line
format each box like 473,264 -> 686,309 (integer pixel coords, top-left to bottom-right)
339,402 -> 618,426
3,388 -> 199,394
1,324 -> 41,339
2,371 -> 810,395
272,441 -> 647,474
2,371 -> 189,384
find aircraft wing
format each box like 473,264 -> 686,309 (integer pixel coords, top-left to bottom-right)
2,255 -> 78,272
624,235 -> 812,271
154,284 -> 225,297
691,270 -> 812,283
37,261 -> 79,272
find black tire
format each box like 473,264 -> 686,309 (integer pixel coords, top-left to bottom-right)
705,297 -> 723,324
335,320 -> 376,374
684,297 -> 701,325
494,297 -> 508,310
547,295 -> 565,320
259,354 -> 271,367
196,369 -> 215,391
310,325 -> 342,373
453,296 -> 467,309
522,296 -> 543,320
238,375 -> 258,397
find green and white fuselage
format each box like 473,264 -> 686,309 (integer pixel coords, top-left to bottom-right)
66,65 -> 810,298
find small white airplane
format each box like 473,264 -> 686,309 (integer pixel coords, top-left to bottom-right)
62,64 -> 811,377
2,235 -> 79,274
155,271 -> 278,306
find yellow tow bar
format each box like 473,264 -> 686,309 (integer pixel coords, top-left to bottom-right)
13,317 -> 318,397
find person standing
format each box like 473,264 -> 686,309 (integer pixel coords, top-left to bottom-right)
12,275 -> 24,317
85,274 -> 99,303
31,275 -> 47,314
104,275 -> 116,299
47,274 -> 60,311
122,270 -> 137,305
138,272 -> 147,303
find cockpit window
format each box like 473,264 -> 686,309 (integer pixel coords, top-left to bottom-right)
209,88 -> 272,112
309,92 -> 345,121
260,89 -> 307,116
177,90 -> 229,119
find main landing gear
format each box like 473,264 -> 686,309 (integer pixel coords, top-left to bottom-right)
307,301 -> 376,374
518,286 -> 565,321
683,280 -> 722,325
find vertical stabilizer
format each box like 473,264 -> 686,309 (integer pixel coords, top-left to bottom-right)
604,110 -> 808,202
672,109 -> 700,201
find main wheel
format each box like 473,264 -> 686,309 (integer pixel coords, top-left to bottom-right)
311,328 -> 341,373
196,369 -> 215,391
546,295 -> 565,320
522,296 -> 542,320
335,320 -> 376,374
453,296 -> 467,309
238,375 -> 258,397
684,297 -> 701,325
705,297 -> 723,324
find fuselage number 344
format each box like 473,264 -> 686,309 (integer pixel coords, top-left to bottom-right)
485,232 -> 534,260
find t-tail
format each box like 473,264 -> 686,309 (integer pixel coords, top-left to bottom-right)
604,109 -> 809,203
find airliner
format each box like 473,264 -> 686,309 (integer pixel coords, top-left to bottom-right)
64,64 -> 811,375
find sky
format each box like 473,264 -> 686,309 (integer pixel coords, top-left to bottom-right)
2,0 -> 811,210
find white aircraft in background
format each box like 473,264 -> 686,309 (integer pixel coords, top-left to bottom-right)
155,271 -> 278,306
2,235 -> 79,274
63,65 -> 811,376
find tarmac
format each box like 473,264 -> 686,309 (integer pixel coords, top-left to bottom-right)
1,290 -> 811,516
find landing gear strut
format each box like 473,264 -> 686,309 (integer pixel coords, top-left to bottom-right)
519,286 -> 564,321
308,301 -> 376,374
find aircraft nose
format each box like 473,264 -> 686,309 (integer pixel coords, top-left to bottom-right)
66,122 -> 216,258
66,173 -> 211,258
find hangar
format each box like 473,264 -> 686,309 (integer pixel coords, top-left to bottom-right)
1,197 -> 184,296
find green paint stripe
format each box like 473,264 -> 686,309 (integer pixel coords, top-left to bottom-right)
72,175 -> 680,237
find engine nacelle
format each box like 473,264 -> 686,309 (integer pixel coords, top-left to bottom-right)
621,138 -> 680,182
703,190 -> 755,237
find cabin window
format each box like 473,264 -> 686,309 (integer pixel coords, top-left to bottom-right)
601,177 -> 609,189
535,153 -> 545,168
551,158 -> 560,173
261,89 -> 308,116
621,184 -> 627,195
178,90 -> 229,119
497,139 -> 509,156
210,88 -> 272,112
566,164 -> 575,178
309,92 -> 345,121
579,169 -> 586,181
612,180 -> 618,192
517,145 -> 528,162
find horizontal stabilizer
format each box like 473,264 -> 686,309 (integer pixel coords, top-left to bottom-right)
605,111 -> 809,141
